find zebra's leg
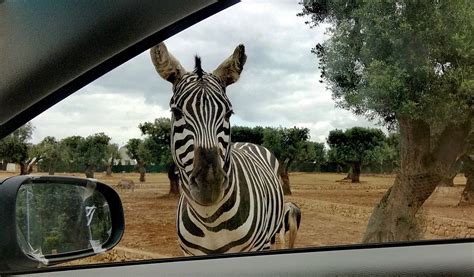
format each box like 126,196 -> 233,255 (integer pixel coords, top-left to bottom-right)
288,212 -> 298,248
263,241 -> 272,251
279,227 -> 286,249
270,233 -> 277,250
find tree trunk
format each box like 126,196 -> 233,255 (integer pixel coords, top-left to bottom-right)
279,158 -> 292,195
351,162 -> 361,183
343,170 -> 352,180
26,158 -> 37,175
19,162 -> 28,175
48,160 -> 55,175
138,163 -> 146,183
459,155 -> 474,205
363,118 -> 471,243
17,158 -> 36,175
106,158 -> 115,176
27,163 -> 34,174
85,165 -> 95,178
106,164 -> 112,176
168,163 -> 180,196
438,158 -> 461,187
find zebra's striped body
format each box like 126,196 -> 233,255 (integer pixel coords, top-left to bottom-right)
177,142 -> 284,255
150,42 -> 284,255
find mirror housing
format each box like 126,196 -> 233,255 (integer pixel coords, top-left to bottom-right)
0,175 -> 124,273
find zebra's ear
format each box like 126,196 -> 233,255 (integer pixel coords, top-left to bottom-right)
150,42 -> 187,84
213,44 -> 247,87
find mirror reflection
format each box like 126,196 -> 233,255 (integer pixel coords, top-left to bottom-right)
15,182 -> 112,257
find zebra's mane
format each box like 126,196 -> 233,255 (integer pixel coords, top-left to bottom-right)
195,56 -> 203,79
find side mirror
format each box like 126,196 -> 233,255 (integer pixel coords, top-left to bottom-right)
0,175 -> 124,273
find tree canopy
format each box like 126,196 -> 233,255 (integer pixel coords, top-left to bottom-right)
327,127 -> 386,182
105,143 -> 120,176
231,126 -> 265,145
139,117 -> 173,169
125,138 -> 152,182
30,136 -> 61,175
299,0 -> 473,242
0,123 -> 34,174
299,0 -> 473,127
76,133 -> 111,178
59,135 -> 84,171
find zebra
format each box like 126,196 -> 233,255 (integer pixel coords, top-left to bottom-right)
271,202 -> 301,249
150,42 -> 285,255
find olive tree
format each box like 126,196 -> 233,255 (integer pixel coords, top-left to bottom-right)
0,123 -> 34,175
263,126 -> 312,195
126,138 -> 152,183
105,143 -> 120,176
77,133 -> 111,178
59,136 -> 83,172
300,0 -> 473,242
459,132 -> 474,205
30,136 -> 61,175
138,118 -> 179,195
231,126 -> 265,145
327,127 -> 386,183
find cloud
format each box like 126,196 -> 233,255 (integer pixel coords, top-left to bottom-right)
31,84 -> 170,145
31,0 -> 382,146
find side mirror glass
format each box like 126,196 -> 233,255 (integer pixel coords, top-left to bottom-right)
16,182 -> 112,259
0,176 -> 124,273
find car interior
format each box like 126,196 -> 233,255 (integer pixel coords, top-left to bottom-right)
1,0 -> 473,276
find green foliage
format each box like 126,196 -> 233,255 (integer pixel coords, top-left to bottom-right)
106,143 -> 120,165
140,138 -> 160,165
139,118 -> 171,146
16,183 -> 111,255
59,136 -> 84,171
138,117 -> 173,169
231,126 -> 265,145
30,136 -> 61,173
377,133 -> 400,172
0,122 -> 34,164
125,137 -> 155,166
263,126 -> 314,171
262,127 -> 285,160
308,141 -> 326,166
76,133 -> 111,168
125,138 -> 142,162
291,141 -> 327,172
230,125 -> 326,172
299,0 -> 474,128
107,143 -> 120,161
327,127 -> 386,166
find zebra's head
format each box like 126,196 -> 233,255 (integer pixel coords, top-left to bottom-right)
150,42 -> 246,206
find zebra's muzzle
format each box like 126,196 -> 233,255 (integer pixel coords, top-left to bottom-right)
189,147 -> 228,206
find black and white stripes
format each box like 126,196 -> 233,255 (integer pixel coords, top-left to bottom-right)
176,142 -> 284,255
150,42 -> 284,255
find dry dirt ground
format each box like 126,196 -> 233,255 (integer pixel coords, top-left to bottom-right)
1,171 -> 472,265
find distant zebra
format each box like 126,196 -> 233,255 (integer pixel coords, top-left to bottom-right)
271,202 -> 301,249
116,179 -> 135,192
150,42 -> 284,255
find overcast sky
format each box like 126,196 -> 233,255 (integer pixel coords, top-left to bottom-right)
31,0 -> 380,146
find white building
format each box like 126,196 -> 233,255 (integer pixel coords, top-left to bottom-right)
117,146 -> 137,166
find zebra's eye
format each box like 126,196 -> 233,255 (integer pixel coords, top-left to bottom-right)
224,110 -> 234,120
171,108 -> 183,119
